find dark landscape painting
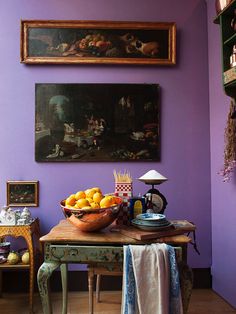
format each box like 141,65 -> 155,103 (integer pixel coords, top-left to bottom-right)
35,83 -> 160,162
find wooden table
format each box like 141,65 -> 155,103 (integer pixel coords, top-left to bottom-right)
37,219 -> 194,314
0,219 -> 42,313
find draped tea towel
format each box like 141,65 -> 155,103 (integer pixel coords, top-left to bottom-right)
121,243 -> 183,314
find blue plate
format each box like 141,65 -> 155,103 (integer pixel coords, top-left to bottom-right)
136,213 -> 166,221
131,220 -> 173,231
132,218 -> 171,227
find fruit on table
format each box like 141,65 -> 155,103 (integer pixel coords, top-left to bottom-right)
100,195 -> 115,208
75,191 -> 86,200
65,194 -> 77,206
21,251 -> 30,264
93,192 -> 103,204
7,251 -> 20,265
64,187 -> 119,210
85,188 -> 96,199
76,198 -> 90,209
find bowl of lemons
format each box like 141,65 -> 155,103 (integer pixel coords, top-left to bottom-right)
60,187 -> 123,232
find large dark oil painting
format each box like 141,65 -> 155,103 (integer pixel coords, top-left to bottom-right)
21,20 -> 176,65
35,84 -> 160,162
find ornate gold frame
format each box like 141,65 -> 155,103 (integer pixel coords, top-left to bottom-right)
20,20 -> 176,65
6,180 -> 39,207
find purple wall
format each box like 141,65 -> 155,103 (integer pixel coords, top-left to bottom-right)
0,0 -> 211,269
207,0 -> 236,308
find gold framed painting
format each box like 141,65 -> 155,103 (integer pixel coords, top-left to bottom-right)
6,181 -> 39,207
20,20 -> 176,65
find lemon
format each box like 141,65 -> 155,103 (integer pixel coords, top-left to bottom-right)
100,196 -> 114,208
85,189 -> 96,199
76,198 -> 90,208
93,192 -> 103,203
90,202 -> 100,209
65,195 -> 77,206
75,191 -> 86,200
92,187 -> 102,193
86,197 -> 94,204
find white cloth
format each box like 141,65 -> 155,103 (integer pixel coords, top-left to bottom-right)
121,243 -> 183,314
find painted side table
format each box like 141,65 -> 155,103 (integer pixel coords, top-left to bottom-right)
37,219 -> 194,314
0,218 -> 42,313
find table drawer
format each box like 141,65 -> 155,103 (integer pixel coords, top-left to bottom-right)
47,245 -> 124,263
46,244 -> 182,264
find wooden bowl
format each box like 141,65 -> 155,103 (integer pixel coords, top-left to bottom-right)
60,197 -> 123,232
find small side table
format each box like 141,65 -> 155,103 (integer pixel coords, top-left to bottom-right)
0,218 -> 42,313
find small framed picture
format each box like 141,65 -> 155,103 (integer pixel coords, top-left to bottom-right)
6,181 -> 39,207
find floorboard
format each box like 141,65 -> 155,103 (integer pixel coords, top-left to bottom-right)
0,289 -> 235,314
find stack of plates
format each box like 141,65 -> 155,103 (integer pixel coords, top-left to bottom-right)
131,213 -> 172,231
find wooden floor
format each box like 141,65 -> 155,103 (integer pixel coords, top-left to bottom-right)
0,289 -> 235,314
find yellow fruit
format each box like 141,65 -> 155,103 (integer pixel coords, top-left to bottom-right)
86,197 -> 94,204
85,189 -> 96,198
92,187 -> 102,193
76,198 -> 90,208
75,191 -> 86,200
65,195 -> 76,206
21,251 -> 30,264
93,192 -> 103,203
100,196 -> 114,208
90,202 -> 100,209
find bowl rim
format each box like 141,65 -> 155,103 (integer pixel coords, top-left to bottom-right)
60,196 -> 123,213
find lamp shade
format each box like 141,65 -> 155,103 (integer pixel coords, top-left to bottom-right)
138,170 -> 168,185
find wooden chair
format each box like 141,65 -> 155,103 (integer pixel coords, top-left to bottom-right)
87,265 -> 122,314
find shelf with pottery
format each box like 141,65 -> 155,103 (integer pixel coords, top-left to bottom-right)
214,0 -> 236,94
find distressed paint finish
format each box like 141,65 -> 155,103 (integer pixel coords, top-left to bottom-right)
38,243 -> 189,314
37,220 -> 193,314
48,245 -> 124,263
60,263 -> 68,314
37,261 -> 61,314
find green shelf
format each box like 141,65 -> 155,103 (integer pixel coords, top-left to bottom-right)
214,0 -> 236,24
223,32 -> 236,46
215,0 -> 236,97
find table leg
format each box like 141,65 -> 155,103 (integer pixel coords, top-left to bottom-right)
26,234 -> 35,313
88,268 -> 94,314
96,274 -> 101,303
60,263 -> 68,314
37,261 -> 60,314
0,269 -> 2,298
179,262 -> 193,314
